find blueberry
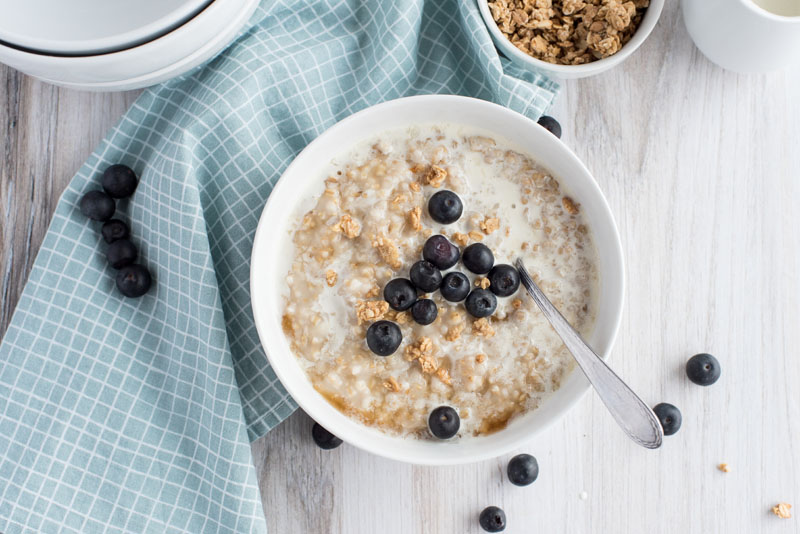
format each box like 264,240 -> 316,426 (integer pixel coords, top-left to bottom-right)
465,289 -> 497,318
79,190 -> 115,221
488,264 -> 520,297
311,422 -> 342,450
409,260 -> 442,292
428,406 -> 459,439
106,239 -> 138,269
366,320 -> 402,356
411,299 -> 438,325
115,264 -> 152,298
439,272 -> 470,302
686,353 -> 721,386
101,219 -> 130,243
427,190 -> 463,224
537,115 -> 562,139
653,403 -> 682,436
383,278 -> 417,311
102,164 -> 138,198
507,454 -> 539,486
422,235 -> 460,270
479,506 -> 506,532
462,243 -> 494,274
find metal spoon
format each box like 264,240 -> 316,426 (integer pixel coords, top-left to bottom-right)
515,258 -> 663,449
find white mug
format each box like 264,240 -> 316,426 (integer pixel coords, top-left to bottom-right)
682,0 -> 800,73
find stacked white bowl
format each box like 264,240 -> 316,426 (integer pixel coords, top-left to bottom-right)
0,0 -> 259,91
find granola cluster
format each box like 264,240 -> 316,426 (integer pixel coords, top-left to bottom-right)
488,0 -> 649,65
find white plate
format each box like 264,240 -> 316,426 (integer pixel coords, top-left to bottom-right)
0,0 -> 212,55
0,0 -> 258,91
250,95 -> 626,465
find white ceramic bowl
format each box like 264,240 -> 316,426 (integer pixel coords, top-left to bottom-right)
0,0 -> 258,91
0,0 -> 212,55
477,0 -> 664,79
250,95 -> 625,465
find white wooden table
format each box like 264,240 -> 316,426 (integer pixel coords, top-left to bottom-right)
2,2 -> 798,532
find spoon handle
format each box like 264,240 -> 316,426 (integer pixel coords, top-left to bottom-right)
515,259 -> 663,449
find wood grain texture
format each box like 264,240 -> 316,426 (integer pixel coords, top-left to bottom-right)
0,68 -> 140,331
2,1 -> 799,532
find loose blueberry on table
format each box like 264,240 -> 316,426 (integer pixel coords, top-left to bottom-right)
116,264 -> 152,298
410,299 -> 438,325
479,506 -> 506,533
101,219 -> 130,243
537,115 -> 562,139
462,242 -> 494,274
311,422 -> 342,450
106,239 -> 138,269
685,353 -> 721,386
422,234 -> 460,270
428,405 -> 460,439
409,260 -> 442,292
507,453 -> 539,486
465,289 -> 497,318
366,320 -> 402,356
427,189 -> 463,224
79,190 -> 116,221
102,164 -> 138,198
439,271 -> 470,302
653,403 -> 682,436
383,278 -> 417,311
488,264 -> 520,297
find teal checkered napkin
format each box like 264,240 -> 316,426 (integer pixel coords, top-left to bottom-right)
0,0 -> 557,532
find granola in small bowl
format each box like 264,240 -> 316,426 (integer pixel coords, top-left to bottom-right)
477,0 -> 663,77
488,0 -> 649,65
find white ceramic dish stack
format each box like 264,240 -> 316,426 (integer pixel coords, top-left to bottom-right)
250,95 -> 626,465
0,0 -> 259,91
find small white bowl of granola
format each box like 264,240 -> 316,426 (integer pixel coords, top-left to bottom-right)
251,95 -> 624,465
478,0 -> 664,79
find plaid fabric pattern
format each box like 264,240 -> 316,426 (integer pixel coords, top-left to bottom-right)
0,0 -> 556,532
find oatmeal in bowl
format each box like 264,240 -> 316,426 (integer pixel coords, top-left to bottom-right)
251,96 -> 624,464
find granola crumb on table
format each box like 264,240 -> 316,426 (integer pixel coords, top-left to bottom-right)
772,502 -> 792,519
487,0 -> 649,66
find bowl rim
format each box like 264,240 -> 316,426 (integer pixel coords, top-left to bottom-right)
250,95 -> 625,465
0,0 -> 213,56
476,0 -> 665,76
0,0 -> 259,89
